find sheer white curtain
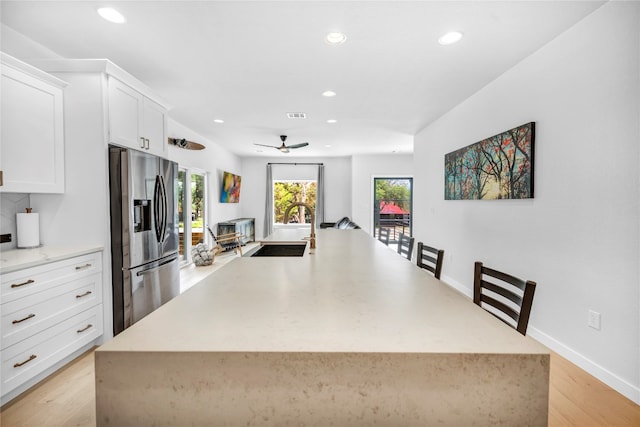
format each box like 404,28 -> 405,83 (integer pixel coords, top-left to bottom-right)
264,164 -> 274,237
316,164 -> 325,226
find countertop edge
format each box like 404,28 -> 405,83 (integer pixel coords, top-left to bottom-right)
0,245 -> 105,274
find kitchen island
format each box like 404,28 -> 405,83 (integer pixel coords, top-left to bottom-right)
95,229 -> 549,426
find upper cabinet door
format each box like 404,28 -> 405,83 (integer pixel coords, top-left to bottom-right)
0,55 -> 66,193
108,77 -> 167,157
142,98 -> 167,158
108,78 -> 144,151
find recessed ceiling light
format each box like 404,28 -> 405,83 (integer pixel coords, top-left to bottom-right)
213,119 -> 224,124
327,119 -> 337,124
322,90 -> 336,97
325,32 -> 347,45
97,7 -> 126,24
325,145 -> 332,148
438,31 -> 463,45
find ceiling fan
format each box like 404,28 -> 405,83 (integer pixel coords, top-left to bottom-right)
254,135 -> 309,153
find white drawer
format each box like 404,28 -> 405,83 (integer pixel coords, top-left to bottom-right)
1,305 -> 103,394
2,273 -> 102,349
1,252 -> 102,303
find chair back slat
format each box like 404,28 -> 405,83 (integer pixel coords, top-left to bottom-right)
397,233 -> 415,260
482,266 -> 527,291
480,294 -> 519,322
473,261 -> 536,335
481,280 -> 523,306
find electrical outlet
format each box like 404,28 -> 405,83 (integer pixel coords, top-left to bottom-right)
588,310 -> 601,330
0,233 -> 11,243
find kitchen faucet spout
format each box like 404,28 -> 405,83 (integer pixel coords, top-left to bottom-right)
283,202 -> 316,249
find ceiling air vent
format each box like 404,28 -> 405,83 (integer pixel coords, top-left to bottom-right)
286,112 -> 307,119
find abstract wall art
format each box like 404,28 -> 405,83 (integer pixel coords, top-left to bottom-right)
444,122 -> 535,200
220,171 -> 241,203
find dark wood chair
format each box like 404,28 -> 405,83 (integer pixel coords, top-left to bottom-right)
416,242 -> 444,279
378,228 -> 390,246
397,233 -> 415,260
473,261 -> 536,335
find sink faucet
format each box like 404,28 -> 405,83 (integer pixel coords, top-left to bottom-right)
283,202 -> 316,249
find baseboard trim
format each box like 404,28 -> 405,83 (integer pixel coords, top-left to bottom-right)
528,326 -> 640,405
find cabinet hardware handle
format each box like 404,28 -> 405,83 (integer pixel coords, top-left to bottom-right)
14,354 -> 37,368
140,136 -> 145,148
76,290 -> 92,298
145,138 -> 150,149
12,313 -> 36,324
75,263 -> 92,270
11,279 -> 35,288
77,324 -> 93,333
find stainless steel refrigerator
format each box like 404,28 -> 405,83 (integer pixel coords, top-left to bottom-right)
108,145 -> 180,335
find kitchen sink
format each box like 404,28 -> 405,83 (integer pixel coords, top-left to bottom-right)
248,243 -> 307,257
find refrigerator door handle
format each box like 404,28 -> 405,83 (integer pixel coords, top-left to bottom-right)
153,175 -> 163,243
135,255 -> 178,276
159,175 -> 168,243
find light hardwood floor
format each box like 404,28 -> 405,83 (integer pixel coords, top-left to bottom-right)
1,348 -> 639,426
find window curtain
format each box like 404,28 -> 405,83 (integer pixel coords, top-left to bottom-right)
264,164 -> 274,237
316,164 -> 325,226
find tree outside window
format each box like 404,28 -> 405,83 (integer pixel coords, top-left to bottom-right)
274,181 -> 316,224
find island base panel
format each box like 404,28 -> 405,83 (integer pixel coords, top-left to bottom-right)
96,351 -> 549,426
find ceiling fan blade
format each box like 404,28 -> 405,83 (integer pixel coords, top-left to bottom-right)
253,143 -> 278,149
287,142 -> 309,149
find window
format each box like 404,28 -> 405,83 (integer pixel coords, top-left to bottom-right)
274,180 -> 317,224
178,168 -> 207,264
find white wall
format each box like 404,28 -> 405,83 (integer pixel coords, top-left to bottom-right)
413,2 -> 640,403
167,119 -> 243,231
351,154 -> 413,234
240,156 -> 352,239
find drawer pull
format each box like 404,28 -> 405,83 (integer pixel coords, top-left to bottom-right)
75,291 -> 92,299
77,324 -> 93,333
75,263 -> 92,271
12,313 -> 36,324
14,354 -> 37,368
11,279 -> 35,288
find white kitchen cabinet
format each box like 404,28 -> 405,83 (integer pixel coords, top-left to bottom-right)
0,250 -> 103,403
0,53 -> 67,193
108,76 -> 167,157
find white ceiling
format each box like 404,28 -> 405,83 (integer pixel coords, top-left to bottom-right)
1,1 -> 605,157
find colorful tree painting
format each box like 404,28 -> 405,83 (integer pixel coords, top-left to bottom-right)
444,122 -> 535,200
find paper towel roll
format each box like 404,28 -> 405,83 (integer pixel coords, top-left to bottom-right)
17,212 -> 40,248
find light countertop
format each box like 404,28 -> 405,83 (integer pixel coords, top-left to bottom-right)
99,229 -> 547,355
0,245 -> 104,274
